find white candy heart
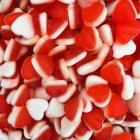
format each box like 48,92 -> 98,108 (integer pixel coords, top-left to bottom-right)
26,99 -> 48,121
112,40 -> 136,59
46,98 -> 65,118
0,61 -> 16,78
86,75 -> 107,89
61,116 -> 81,138
11,14 -> 35,39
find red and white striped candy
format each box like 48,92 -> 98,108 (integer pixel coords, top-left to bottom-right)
47,18 -> 68,39
94,122 -> 113,140
33,35 -> 55,55
31,55 -> 54,79
1,73 -> 20,89
21,56 -> 40,80
64,47 -> 87,66
86,75 -> 111,107
1,25 -> 16,40
82,108 -> 105,132
112,40 -> 136,59
48,45 -> 67,60
6,89 -> 16,104
98,24 -> 113,46
106,0 -> 120,17
83,100 -> 93,113
0,40 -> 6,63
46,98 -> 65,118
30,0 -> 55,5
86,75 -> 107,88
57,83 -> 77,103
24,77 -> 41,89
4,12 -> 24,26
68,3 -> 83,30
132,60 -> 140,78
121,75 -> 134,100
31,125 -> 52,140
61,116 -> 81,138
122,112 -> 140,127
24,120 -> 47,138
0,61 -> 16,78
82,1 -> 107,27
54,118 -> 61,135
54,58 -> 70,80
32,12 -> 47,37
26,98 -> 48,121
16,35 -> 40,46
75,121 -> 93,140
100,60 -> 125,85
34,86 -> 51,100
55,28 -> 77,45
76,56 -> 102,75
64,97 -> 83,122
11,84 -> 31,106
0,114 -> 12,129
8,106 -> 33,128
68,66 -> 84,85
4,39 -> 28,61
11,14 -> 35,39
97,43 -> 113,65
43,79 -> 67,97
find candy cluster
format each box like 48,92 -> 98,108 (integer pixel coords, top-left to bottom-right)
0,0 -> 140,140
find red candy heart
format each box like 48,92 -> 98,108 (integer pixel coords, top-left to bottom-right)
103,93 -> 128,118
100,60 -> 125,85
83,108 -> 105,132
116,22 -> 140,44
64,97 -> 83,122
112,0 -> 137,23
87,84 -> 112,107
21,56 -> 40,80
76,26 -> 100,51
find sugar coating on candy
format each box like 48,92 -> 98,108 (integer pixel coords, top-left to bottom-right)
0,0 -> 140,139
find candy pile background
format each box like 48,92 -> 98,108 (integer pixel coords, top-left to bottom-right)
0,0 -> 140,140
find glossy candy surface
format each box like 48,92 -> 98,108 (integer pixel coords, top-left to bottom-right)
0,0 -> 140,140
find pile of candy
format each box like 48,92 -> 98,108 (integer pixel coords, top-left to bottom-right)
0,0 -> 140,139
